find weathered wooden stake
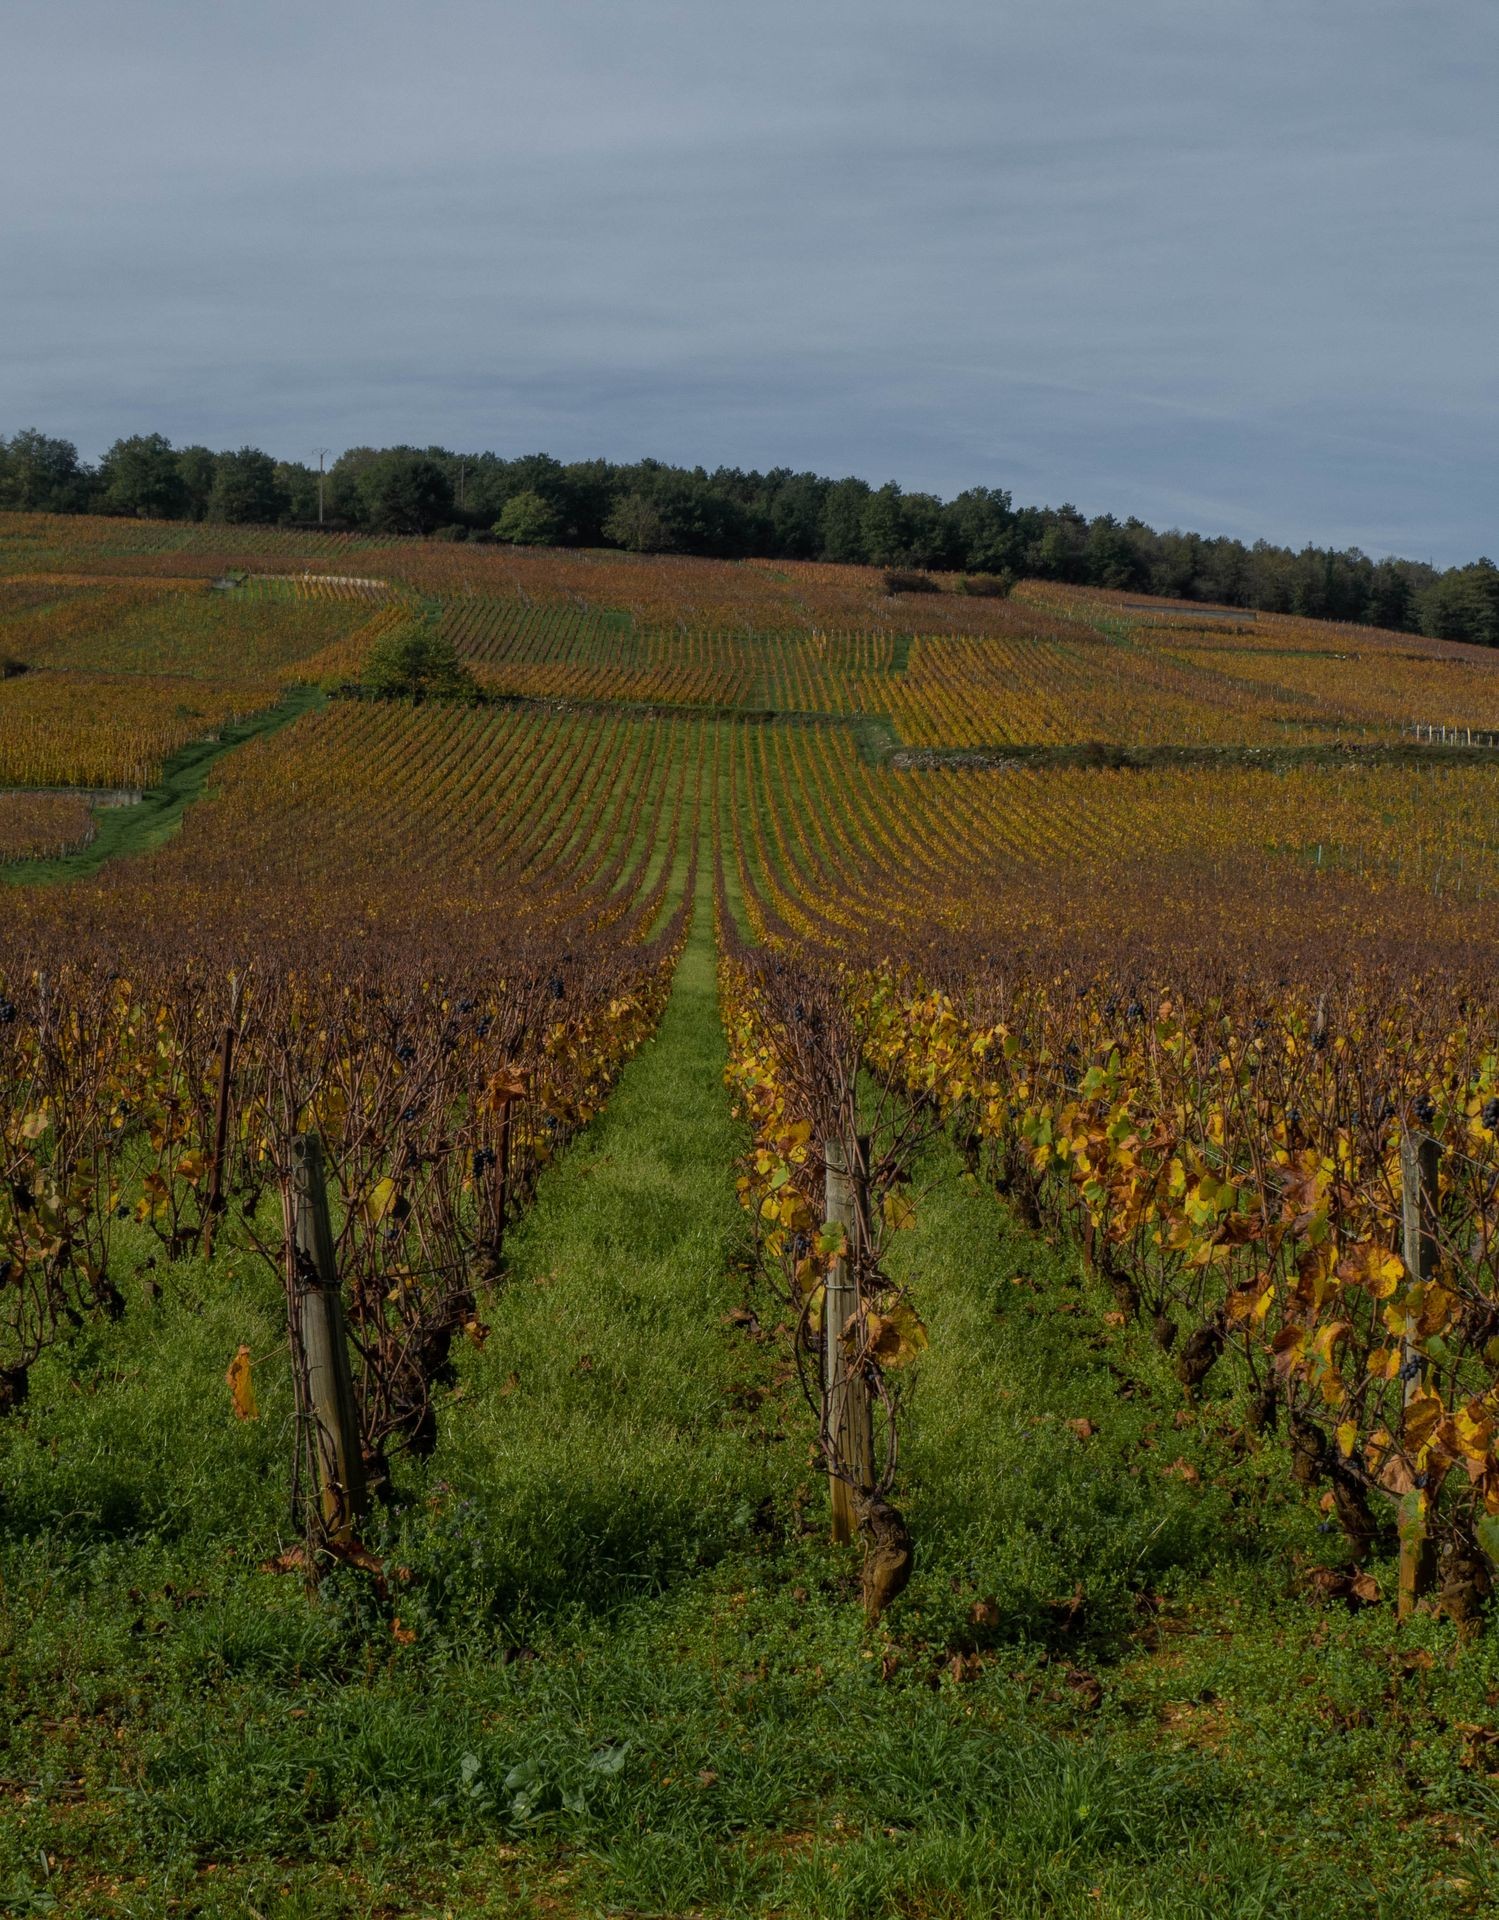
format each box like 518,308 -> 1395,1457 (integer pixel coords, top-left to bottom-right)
823,1135 -> 874,1545
200,1018 -> 238,1260
288,1133 -> 367,1541
1399,1127 -> 1440,1620
493,1101 -> 514,1258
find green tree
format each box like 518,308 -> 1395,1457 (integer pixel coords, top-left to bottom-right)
1033,517 -> 1084,581
0,429 -> 90,511
494,489 -> 563,545
1422,560 -> 1499,649
899,492 -> 955,569
859,483 -> 908,568
98,433 -> 186,519
603,492 -> 673,553
275,461 -> 320,522
176,446 -> 218,521
1084,514 -> 1143,590
363,618 -> 478,701
357,451 -> 455,534
209,447 -> 289,524
944,486 -> 1017,573
820,477 -> 871,563
1367,559 -> 1417,633
765,471 -> 827,559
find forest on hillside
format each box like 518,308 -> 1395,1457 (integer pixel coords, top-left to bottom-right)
3,425 -> 1496,646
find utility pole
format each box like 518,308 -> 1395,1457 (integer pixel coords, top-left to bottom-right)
313,447 -> 331,526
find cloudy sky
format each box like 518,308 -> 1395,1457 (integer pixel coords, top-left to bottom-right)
2,0 -> 1494,562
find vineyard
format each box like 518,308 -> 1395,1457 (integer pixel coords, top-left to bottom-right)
5,509 -> 1499,1918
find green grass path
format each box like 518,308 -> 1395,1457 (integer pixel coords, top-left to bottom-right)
428,851 -> 792,1616
3,684 -> 323,886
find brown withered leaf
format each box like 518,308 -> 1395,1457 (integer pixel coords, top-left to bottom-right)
1454,1723 -> 1499,1771
258,1547 -> 309,1576
391,1616 -> 417,1646
1067,1418 -> 1097,1441
331,1536 -> 386,1580
483,1067 -> 529,1107
968,1597 -> 1002,1630
1304,1565 -> 1379,1610
1047,1583 -> 1087,1632
1377,1450 -> 1417,1496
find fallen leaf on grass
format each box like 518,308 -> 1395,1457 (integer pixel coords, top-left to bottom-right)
1304,1565 -> 1380,1609
225,1345 -> 258,1421
259,1547 -> 309,1576
1047,1584 -> 1087,1632
1067,1418 -> 1097,1440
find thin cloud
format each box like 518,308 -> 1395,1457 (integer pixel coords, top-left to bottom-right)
1,0 -> 1494,563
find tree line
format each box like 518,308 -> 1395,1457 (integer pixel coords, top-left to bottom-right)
2,425 -> 1496,645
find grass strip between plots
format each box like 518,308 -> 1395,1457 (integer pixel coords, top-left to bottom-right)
2,684 -> 324,886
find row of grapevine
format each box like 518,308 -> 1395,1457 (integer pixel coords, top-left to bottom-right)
1,703 -> 708,1563
715,710 -> 1499,1627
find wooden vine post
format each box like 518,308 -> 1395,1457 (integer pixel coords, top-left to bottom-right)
823,1135 -> 874,1544
491,1092 -> 516,1266
1399,1128 -> 1440,1619
200,973 -> 242,1261
481,1068 -> 527,1272
287,1132 -> 367,1542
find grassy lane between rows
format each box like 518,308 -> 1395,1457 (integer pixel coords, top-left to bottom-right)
7,864 -> 1499,1916
879,1133 -> 1499,1920
2,685 -> 325,887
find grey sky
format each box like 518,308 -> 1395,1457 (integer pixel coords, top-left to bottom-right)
2,0 -> 1494,563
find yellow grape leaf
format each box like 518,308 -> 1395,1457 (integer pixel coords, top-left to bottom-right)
366,1177 -> 399,1224
1403,1392 -> 1444,1458
866,1299 -> 929,1369
1338,1243 -> 1404,1300
1336,1420 -> 1357,1458
226,1344 -> 259,1421
882,1189 -> 917,1233
20,1109 -> 49,1142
